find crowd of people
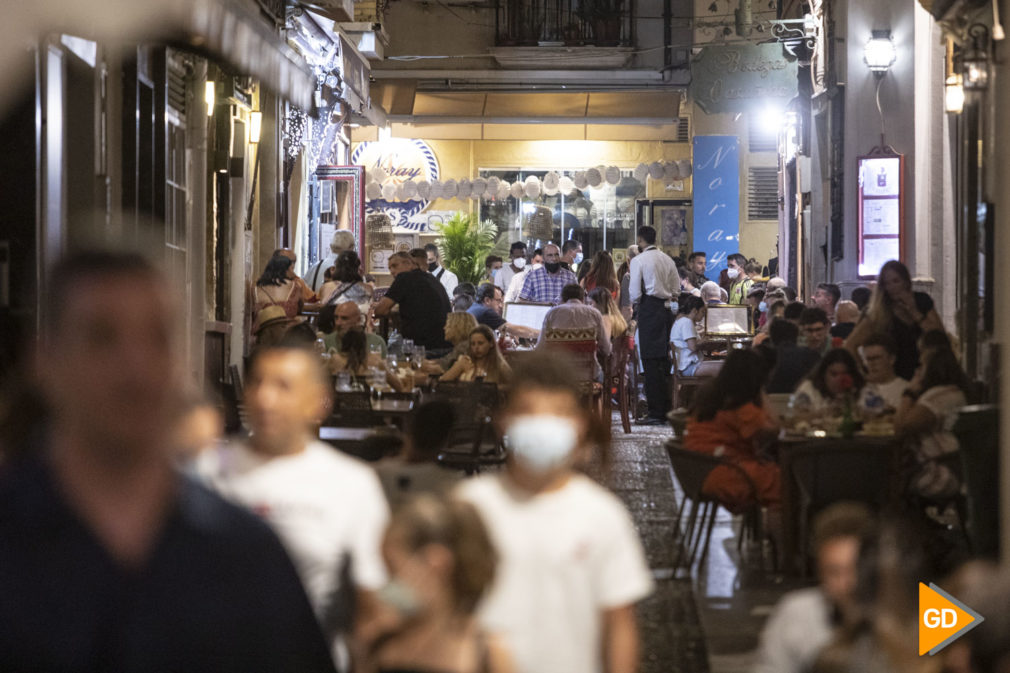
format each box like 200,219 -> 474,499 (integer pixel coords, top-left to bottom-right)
0,228 -> 1002,673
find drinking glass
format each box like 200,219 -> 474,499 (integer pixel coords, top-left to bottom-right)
402,339 -> 415,360
335,371 -> 351,392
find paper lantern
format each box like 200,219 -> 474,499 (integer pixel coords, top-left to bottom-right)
558,176 -> 575,194
429,180 -> 443,199
605,166 -> 621,185
542,171 -> 560,190
472,177 -> 487,199
416,180 -> 431,200
442,179 -> 458,199
524,179 -> 541,199
677,159 -> 693,179
586,167 -> 603,188
648,162 -> 665,180
486,176 -> 500,197
510,181 -> 524,199
381,182 -> 396,201
633,163 -> 649,182
457,179 -> 472,200
365,182 -> 382,200
664,162 -> 680,181
573,171 -> 588,189
498,181 -> 511,200
369,167 -> 388,184
395,183 -> 406,200
402,180 -> 418,200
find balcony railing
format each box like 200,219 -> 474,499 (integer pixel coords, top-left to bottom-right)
495,0 -> 633,47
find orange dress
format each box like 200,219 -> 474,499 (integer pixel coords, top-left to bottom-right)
684,402 -> 781,510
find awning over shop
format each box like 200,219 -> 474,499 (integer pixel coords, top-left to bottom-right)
177,0 -> 317,110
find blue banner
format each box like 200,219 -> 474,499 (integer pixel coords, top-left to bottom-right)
692,135 -> 740,275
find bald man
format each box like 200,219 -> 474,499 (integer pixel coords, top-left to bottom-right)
323,301 -> 387,357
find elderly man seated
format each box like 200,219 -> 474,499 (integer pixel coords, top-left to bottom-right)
319,301 -> 387,357
537,283 -> 611,380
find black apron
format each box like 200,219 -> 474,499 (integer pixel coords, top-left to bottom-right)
638,295 -> 673,359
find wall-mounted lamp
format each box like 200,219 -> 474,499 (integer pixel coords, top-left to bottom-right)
963,24 -> 991,91
205,80 -> 216,117
248,111 -> 263,144
945,74 -> 965,113
864,30 -> 897,76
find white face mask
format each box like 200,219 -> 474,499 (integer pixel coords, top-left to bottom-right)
530,262 -> 544,271
504,414 -> 578,473
512,257 -> 526,269
376,578 -> 423,617
727,267 -> 740,279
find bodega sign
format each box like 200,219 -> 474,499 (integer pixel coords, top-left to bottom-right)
691,43 -> 797,114
352,138 -> 440,231
918,582 -> 984,656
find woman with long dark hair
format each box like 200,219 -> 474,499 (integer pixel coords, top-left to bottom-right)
580,251 -> 619,297
845,260 -> 943,379
321,250 -> 373,314
895,339 -> 969,500
253,255 -> 303,320
685,349 -> 780,508
790,348 -> 869,419
440,325 -> 511,384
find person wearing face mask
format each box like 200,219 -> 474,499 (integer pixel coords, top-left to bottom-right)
455,352 -> 653,673
518,243 -> 578,305
364,495 -> 514,673
504,249 -> 543,304
425,244 -> 460,297
495,242 -> 528,293
726,253 -> 753,305
560,239 -> 583,270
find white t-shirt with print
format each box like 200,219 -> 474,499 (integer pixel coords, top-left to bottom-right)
863,376 -> 908,413
196,440 -> 390,612
455,473 -> 654,673
670,315 -> 700,372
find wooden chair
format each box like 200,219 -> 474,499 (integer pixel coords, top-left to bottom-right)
543,327 -> 607,425
610,335 -> 634,434
671,350 -> 703,411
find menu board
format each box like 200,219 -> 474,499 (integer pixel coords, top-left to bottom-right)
857,155 -> 904,277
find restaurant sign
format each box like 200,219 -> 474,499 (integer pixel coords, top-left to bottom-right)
352,138 -> 440,231
691,43 -> 798,115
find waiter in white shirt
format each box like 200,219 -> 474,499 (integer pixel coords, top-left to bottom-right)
629,225 -> 678,425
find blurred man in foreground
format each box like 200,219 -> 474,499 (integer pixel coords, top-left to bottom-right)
0,251 -> 335,672
197,336 -> 390,666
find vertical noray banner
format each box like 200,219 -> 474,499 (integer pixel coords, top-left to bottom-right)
692,135 -> 740,274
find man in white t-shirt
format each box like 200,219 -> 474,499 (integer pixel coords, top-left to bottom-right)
504,249 -> 544,304
424,243 -> 459,296
859,333 -> 907,413
197,340 -> 390,655
455,351 -> 653,673
494,241 -> 528,293
755,503 -> 873,673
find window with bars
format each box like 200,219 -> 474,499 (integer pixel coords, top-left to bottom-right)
747,166 -> 779,220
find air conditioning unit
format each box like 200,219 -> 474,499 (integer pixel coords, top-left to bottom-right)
307,0 -> 355,23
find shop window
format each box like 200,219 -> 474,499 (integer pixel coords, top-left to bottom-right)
747,166 -> 779,220
478,169 -> 645,261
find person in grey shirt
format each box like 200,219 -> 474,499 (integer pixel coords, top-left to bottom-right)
537,283 -> 611,380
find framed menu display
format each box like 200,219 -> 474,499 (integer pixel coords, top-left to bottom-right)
857,153 -> 904,278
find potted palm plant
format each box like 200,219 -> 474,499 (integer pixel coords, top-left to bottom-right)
432,212 -> 499,286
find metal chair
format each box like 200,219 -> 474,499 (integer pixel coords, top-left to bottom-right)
665,439 -> 770,570
427,381 -> 505,474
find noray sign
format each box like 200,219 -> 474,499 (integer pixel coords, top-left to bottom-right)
691,43 -> 798,114
352,138 -> 440,231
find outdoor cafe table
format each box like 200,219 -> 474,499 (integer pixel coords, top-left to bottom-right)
775,432 -> 900,576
